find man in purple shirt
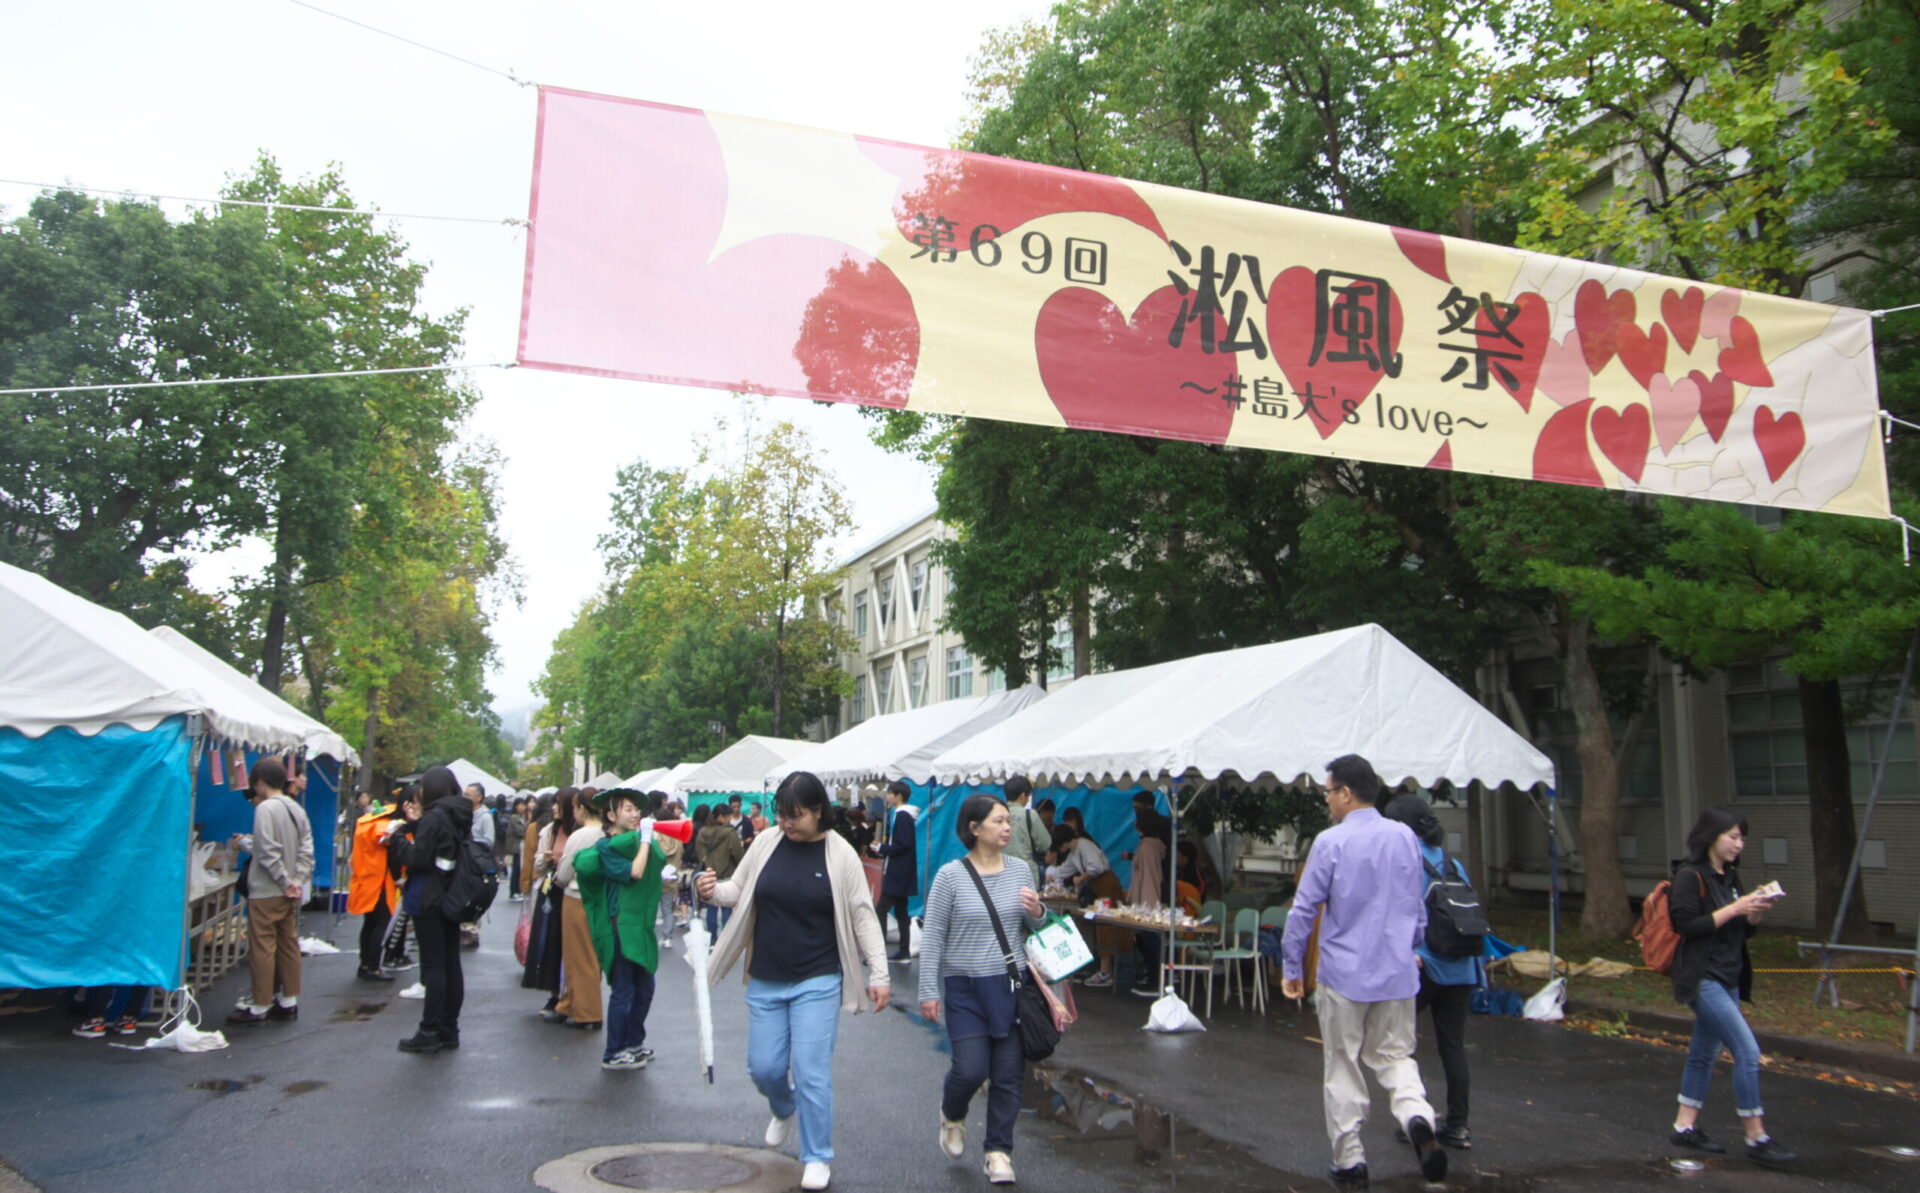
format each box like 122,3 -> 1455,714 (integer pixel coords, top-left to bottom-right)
1281,755 -> 1447,1189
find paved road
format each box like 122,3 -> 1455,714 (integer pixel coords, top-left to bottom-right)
1,908 -> 1915,1192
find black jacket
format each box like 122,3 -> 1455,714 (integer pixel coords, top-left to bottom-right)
1667,859 -> 1753,1006
391,795 -> 474,915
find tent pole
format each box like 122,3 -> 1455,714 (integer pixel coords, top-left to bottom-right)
1545,784 -> 1560,980
177,718 -> 207,1019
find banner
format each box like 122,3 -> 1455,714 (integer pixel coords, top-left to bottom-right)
518,87 -> 1890,520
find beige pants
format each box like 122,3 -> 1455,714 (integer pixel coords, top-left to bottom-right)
554,892 -> 602,1024
247,894 -> 301,1008
1315,985 -> 1434,1169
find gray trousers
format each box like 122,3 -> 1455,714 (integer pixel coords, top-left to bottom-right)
1315,985 -> 1435,1169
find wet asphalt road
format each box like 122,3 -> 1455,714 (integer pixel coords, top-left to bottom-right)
1,907 -> 1916,1193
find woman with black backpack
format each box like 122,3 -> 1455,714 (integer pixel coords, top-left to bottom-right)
387,765 -> 473,1054
1666,808 -> 1794,1168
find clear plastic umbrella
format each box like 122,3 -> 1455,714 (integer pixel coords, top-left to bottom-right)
681,908 -> 716,1083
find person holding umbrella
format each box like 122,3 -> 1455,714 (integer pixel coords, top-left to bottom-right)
696,772 -> 890,1193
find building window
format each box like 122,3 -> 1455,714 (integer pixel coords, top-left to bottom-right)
909,558 -> 928,615
1047,617 -> 1074,683
946,646 -> 973,698
908,654 -> 929,708
989,668 -> 1007,693
877,575 -> 895,629
875,667 -> 894,715
1726,663 -> 1917,798
850,675 -> 867,724
853,591 -> 868,638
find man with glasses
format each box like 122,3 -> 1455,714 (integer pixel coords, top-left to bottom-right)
1280,755 -> 1446,1189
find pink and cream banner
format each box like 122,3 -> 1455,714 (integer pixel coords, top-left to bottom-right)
518,87 -> 1891,520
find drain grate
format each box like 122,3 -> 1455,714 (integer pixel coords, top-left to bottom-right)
591,1153 -> 755,1189
535,1143 -> 798,1193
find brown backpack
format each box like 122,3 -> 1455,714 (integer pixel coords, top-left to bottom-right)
1634,870 -> 1706,974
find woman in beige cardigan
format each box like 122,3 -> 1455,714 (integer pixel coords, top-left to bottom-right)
698,771 -> 890,1193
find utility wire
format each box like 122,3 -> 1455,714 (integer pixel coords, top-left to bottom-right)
0,178 -> 525,227
286,0 -> 534,88
0,362 -> 516,398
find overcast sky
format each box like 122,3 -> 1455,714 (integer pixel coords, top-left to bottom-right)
6,0 -> 1052,723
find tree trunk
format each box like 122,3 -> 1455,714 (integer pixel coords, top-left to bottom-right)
259,525 -> 294,692
1800,677 -> 1875,942
1563,615 -> 1634,938
359,684 -> 381,797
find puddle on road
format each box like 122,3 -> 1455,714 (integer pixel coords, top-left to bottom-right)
330,1001 -> 387,1022
186,1075 -> 263,1095
282,1080 -> 327,1097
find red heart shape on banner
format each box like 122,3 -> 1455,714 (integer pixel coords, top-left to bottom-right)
1034,285 -> 1235,443
1754,406 -> 1806,482
1268,265 -> 1403,440
1592,404 -> 1652,482
859,139 -> 1167,243
1574,280 -> 1636,375
1532,400 -> 1604,488
1650,373 -> 1702,454
1615,321 -> 1669,391
1691,370 -> 1735,442
1661,287 -> 1705,354
1484,292 -> 1550,412
1538,330 -> 1591,407
1393,227 -> 1451,282
1718,317 -> 1774,387
1701,287 -> 1742,343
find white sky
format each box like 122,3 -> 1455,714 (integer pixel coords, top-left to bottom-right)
4,0 -> 1051,723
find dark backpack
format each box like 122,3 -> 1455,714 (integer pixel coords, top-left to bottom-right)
440,836 -> 500,923
1423,853 -> 1490,958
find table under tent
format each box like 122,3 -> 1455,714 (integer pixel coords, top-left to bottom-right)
769,687 -> 1048,916
927,623 -> 1559,996
672,735 -> 814,816
0,563 -> 321,1003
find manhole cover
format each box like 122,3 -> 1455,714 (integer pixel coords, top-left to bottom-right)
535,1143 -> 799,1193
592,1154 -> 755,1189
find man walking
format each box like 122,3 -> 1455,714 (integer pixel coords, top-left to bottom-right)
227,758 -> 315,1025
867,780 -> 918,962
1281,755 -> 1447,1189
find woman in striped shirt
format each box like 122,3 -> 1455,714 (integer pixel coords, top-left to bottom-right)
918,794 -> 1047,1185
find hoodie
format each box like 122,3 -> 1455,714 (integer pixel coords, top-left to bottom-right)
391,794 -> 474,916
876,803 -> 920,898
697,822 -> 746,881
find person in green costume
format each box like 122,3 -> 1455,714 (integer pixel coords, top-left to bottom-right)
574,787 -> 669,1071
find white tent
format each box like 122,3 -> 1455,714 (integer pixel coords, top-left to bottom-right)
0,562 -> 311,751
674,735 -> 814,795
148,626 -> 357,763
623,767 -> 669,791
446,757 -> 513,798
930,624 -> 1553,790
586,770 -> 624,789
772,686 -> 1048,788
658,761 -> 703,791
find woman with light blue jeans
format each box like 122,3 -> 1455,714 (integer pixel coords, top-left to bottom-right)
1665,808 -> 1795,1170
698,772 -> 891,1193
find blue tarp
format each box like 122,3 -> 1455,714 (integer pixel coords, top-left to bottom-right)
0,717 -> 191,989
193,746 -> 340,889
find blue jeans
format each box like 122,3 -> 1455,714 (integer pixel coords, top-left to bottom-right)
745,974 -> 842,1164
1680,980 -> 1764,1118
944,1031 -> 1025,1153
605,953 -> 656,1062
704,904 -> 733,939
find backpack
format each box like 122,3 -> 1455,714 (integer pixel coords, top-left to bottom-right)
440,836 -> 500,923
1422,853 -> 1490,958
1635,869 -> 1707,975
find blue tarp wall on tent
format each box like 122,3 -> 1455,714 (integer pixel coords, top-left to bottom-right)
0,717 -> 191,989
904,782 -> 1170,915
193,748 -> 340,889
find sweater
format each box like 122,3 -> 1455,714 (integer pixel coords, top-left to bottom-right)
707,828 -> 890,1013
245,792 -> 315,899
1668,861 -> 1753,1006
917,858 -> 1046,1004
573,832 -> 668,974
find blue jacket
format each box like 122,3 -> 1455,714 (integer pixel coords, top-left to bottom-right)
876,805 -> 918,898
1415,842 -> 1485,987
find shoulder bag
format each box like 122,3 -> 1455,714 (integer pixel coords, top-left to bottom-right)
961,858 -> 1061,1061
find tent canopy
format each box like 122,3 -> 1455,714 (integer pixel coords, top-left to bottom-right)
149,626 -> 357,763
446,757 -> 513,798
586,770 -> 624,789
623,766 -> 669,791
772,686 -> 1048,788
0,561 -> 308,751
930,624 -> 1554,792
675,735 -> 814,795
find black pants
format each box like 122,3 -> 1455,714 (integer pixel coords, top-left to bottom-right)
1416,973 -> 1472,1131
415,907 -> 465,1040
1133,930 -> 1163,988
943,1031 -> 1025,1153
881,895 -> 912,957
358,902 -> 391,972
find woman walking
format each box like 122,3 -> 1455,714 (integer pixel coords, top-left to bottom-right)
919,793 -> 1047,1185
696,772 -> 890,1193
1667,808 -> 1794,1168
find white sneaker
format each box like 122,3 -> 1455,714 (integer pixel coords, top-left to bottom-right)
984,1151 -> 1016,1184
800,1162 -> 830,1191
397,982 -> 426,1000
765,1113 -> 795,1148
940,1115 -> 966,1159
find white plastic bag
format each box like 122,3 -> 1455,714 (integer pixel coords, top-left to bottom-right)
110,990 -> 229,1053
1025,913 -> 1094,982
1523,976 -> 1566,1022
1142,989 -> 1206,1033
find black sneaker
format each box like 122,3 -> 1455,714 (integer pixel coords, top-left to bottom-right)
266,1003 -> 298,1021
1328,1162 -> 1369,1188
1745,1137 -> 1797,1169
1669,1126 -> 1725,1154
396,1031 -> 445,1054
1407,1116 -> 1448,1183
1437,1126 -> 1472,1150
438,1031 -> 460,1050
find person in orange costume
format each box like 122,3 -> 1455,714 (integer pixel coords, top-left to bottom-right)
350,800 -> 404,981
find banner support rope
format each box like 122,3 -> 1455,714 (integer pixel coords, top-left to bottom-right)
0,177 -> 525,227
0,361 -> 517,398
287,0 -> 535,88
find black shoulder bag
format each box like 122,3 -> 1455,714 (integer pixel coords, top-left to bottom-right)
961,858 -> 1060,1061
